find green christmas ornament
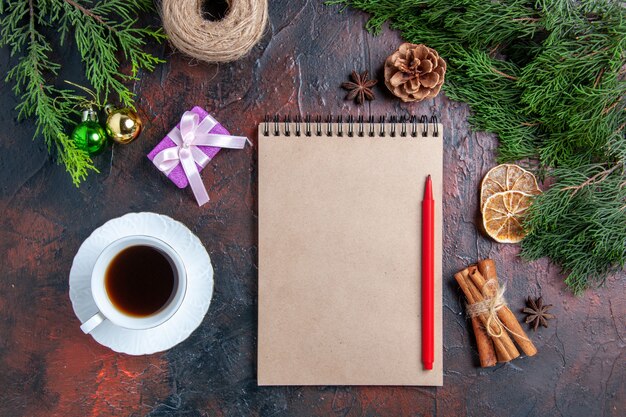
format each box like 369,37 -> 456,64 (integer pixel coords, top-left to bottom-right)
71,108 -> 108,155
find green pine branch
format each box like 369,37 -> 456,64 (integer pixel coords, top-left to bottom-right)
58,0 -> 166,107
2,0 -> 95,184
331,0 -> 626,293
522,163 -> 626,294
0,0 -> 165,185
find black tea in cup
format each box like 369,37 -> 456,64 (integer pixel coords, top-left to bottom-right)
104,245 -> 176,317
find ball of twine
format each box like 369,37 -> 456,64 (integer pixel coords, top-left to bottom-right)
160,0 -> 268,63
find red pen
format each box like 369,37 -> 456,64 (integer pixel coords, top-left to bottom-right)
422,175 -> 435,370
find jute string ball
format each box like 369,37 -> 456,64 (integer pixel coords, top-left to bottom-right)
160,0 -> 268,63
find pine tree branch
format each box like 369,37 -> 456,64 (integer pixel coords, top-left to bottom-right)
63,0 -> 114,31
1,0 -> 165,185
332,0 -> 626,292
28,0 -> 34,39
4,0 -> 97,184
491,67 -> 518,81
561,163 -> 620,195
512,17 -> 540,23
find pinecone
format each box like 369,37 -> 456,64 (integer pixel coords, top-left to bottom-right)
384,43 -> 447,102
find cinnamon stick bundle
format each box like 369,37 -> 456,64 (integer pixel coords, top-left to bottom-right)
455,258 -> 537,367
469,263 -> 537,357
454,269 -> 519,362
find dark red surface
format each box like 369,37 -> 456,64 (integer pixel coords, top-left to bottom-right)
0,2 -> 624,416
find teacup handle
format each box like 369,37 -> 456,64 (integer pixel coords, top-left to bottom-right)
80,312 -> 105,334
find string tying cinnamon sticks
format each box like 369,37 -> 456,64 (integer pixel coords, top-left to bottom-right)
466,279 -> 532,343
454,259 -> 537,367
465,280 -> 507,338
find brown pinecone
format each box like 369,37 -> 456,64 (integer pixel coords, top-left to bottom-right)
384,43 -> 446,102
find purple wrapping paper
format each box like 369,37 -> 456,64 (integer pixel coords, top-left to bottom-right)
147,106 -> 227,189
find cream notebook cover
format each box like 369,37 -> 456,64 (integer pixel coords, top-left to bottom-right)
258,117 -> 443,386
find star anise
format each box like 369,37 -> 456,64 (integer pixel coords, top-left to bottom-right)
342,70 -> 377,105
523,296 -> 555,331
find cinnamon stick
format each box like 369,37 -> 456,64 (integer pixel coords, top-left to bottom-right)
458,268 -> 496,367
454,270 -> 519,362
470,315 -> 497,367
475,259 -> 508,362
477,259 -> 497,282
468,266 -> 538,357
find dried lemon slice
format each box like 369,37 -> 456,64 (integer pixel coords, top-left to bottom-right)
482,191 -> 533,243
480,164 -> 540,212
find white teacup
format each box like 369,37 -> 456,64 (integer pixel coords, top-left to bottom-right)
80,235 -> 187,334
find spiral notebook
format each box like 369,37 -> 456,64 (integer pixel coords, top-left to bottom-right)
258,115 -> 443,386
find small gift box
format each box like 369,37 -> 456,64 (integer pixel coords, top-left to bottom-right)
148,106 -> 248,206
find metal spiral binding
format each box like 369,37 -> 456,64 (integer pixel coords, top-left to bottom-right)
263,114 -> 439,138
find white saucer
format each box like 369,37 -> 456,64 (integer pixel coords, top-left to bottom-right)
69,212 -> 214,355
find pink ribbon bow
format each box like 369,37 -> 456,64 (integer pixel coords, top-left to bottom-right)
153,111 -> 248,206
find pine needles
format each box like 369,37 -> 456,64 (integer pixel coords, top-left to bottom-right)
331,0 -> 626,293
523,164 -> 625,294
0,0 -> 165,185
